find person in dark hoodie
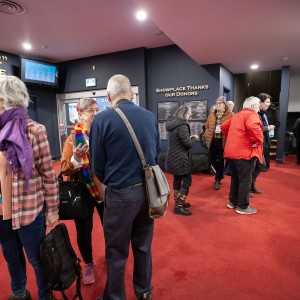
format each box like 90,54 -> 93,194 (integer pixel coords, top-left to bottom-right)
165,104 -> 199,216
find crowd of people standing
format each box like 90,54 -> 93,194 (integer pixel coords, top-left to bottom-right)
0,72 -> 290,299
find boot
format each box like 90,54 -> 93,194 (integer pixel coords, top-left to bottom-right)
174,191 -> 190,208
174,196 -> 191,216
214,180 -> 220,190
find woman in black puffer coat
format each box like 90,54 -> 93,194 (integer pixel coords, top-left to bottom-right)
165,104 -> 199,216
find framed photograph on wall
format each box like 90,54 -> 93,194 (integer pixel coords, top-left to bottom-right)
157,101 -> 179,121
189,121 -> 204,136
158,122 -> 168,140
184,100 -> 207,121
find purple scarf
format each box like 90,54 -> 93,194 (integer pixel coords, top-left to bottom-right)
0,108 -> 33,187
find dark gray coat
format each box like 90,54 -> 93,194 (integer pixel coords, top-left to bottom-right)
165,118 -> 196,175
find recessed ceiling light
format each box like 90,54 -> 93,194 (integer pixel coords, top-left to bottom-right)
136,10 -> 147,21
251,64 -> 259,70
23,42 -> 32,50
283,57 -> 289,61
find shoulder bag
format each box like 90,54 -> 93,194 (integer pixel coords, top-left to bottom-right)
112,106 -> 170,219
58,172 -> 87,220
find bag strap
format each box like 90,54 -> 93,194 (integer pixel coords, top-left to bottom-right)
111,105 -> 148,168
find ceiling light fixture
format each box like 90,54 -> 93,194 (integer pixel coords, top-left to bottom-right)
136,10 -> 147,21
250,64 -> 258,70
23,43 -> 32,50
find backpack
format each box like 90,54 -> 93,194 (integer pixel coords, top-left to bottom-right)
40,223 -> 83,300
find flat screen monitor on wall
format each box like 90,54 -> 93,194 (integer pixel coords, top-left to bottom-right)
20,57 -> 58,87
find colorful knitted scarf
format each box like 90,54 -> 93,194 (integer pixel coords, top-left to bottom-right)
74,122 -> 99,199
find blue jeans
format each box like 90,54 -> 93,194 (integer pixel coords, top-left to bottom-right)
0,209 -> 47,300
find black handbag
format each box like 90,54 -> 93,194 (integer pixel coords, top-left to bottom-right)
58,172 -> 86,220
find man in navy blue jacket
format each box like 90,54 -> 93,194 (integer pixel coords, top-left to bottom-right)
90,74 -> 160,300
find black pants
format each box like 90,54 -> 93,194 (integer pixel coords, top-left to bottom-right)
74,197 -> 104,264
103,185 -> 154,300
173,174 -> 192,196
228,158 -> 256,209
209,138 -> 224,181
252,160 -> 261,187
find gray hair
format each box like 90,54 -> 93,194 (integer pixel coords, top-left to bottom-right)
107,74 -> 132,100
226,101 -> 234,107
77,97 -> 97,112
173,104 -> 191,121
243,96 -> 260,109
0,75 -> 29,108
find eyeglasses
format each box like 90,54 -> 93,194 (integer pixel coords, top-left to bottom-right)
83,109 -> 100,115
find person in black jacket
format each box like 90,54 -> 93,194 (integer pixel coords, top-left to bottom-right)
265,103 -> 280,139
165,104 -> 199,216
291,117 -> 300,165
251,93 -> 275,194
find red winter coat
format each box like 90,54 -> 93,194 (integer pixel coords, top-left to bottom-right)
221,109 -> 263,163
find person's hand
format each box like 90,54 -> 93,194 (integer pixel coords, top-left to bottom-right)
46,214 -> 59,227
70,142 -> 89,162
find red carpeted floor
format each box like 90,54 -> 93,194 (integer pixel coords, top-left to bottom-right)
1,156 -> 300,300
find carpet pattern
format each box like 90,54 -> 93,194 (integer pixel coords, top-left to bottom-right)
0,156 -> 299,299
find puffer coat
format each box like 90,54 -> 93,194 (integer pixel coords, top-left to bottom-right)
205,108 -> 234,149
165,118 -> 197,175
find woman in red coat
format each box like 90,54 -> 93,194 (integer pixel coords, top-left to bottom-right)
221,96 -> 263,215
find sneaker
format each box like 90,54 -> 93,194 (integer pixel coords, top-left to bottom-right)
8,290 -> 32,300
227,201 -> 237,209
251,186 -> 262,194
214,180 -> 220,190
236,206 -> 257,215
249,193 -> 254,198
83,263 -> 95,284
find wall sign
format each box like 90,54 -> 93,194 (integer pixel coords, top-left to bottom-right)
156,84 -> 209,98
86,78 -> 96,87
0,55 -> 8,75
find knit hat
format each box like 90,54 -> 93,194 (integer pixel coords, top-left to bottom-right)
216,96 -> 226,105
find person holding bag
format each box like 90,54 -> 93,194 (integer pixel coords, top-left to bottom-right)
0,75 -> 59,300
60,97 -> 104,285
90,74 -> 160,300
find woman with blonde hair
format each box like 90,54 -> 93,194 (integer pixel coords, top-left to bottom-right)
61,97 -> 104,285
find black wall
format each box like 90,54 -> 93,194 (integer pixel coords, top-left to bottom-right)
2,46 -> 233,158
59,48 -> 147,107
234,70 -> 282,111
146,46 -> 223,153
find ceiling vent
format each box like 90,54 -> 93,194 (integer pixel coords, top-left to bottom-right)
0,0 -> 25,15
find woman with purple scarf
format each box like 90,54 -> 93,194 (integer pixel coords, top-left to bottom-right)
0,75 -> 59,300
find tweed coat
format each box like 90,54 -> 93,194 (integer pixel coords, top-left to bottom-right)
165,118 -> 197,175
